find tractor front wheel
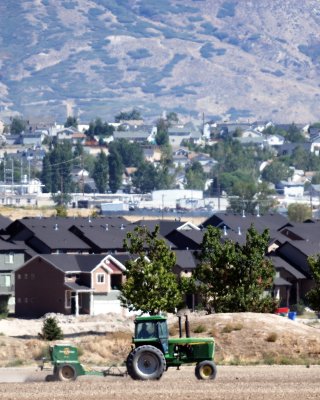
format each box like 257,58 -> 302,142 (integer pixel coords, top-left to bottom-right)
127,345 -> 166,380
195,361 -> 217,380
56,364 -> 77,382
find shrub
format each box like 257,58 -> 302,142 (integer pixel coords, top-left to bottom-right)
265,332 -> 278,342
221,323 -> 243,333
39,317 -> 64,341
193,324 -> 206,333
0,296 -> 9,318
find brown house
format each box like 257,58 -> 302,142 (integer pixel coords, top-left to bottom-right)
15,253 -> 128,318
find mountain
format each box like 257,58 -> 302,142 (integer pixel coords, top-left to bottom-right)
1,0 -> 320,123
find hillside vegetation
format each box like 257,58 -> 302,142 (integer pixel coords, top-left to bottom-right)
1,0 -> 320,122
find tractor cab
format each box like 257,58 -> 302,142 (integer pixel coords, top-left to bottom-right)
133,315 -> 169,353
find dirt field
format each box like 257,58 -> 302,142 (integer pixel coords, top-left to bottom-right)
0,365 -> 319,400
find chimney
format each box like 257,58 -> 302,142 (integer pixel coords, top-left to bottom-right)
54,224 -> 58,231
242,210 -> 246,218
223,225 -> 227,236
105,224 -> 109,231
257,205 -> 260,217
120,224 -> 124,230
238,227 -> 242,236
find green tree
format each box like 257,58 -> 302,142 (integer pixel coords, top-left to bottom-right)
120,225 -> 182,314
10,117 -> 27,134
195,225 -> 276,313
286,123 -> 304,142
132,161 -> 159,193
40,141 -> 74,203
86,118 -> 114,138
166,112 -> 179,125
108,148 -> 123,193
115,109 -> 142,122
261,161 -> 292,184
92,151 -> 109,193
110,139 -> 144,167
306,255 -> 320,315
39,317 -> 64,341
287,203 -> 312,222
185,161 -> 206,190
55,205 -> 68,217
155,118 -> 169,146
64,116 -> 78,129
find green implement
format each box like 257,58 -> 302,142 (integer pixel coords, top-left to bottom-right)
42,343 -> 127,381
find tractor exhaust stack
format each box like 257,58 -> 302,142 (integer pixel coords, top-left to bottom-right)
185,315 -> 190,338
178,316 -> 182,338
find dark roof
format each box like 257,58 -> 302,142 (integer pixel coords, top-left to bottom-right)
278,221 -> 320,243
0,238 -> 26,251
273,276 -> 292,286
202,212 -> 289,239
166,229 -> 204,250
174,250 -> 197,270
26,225 -> 91,252
38,254 -> 107,272
6,216 -> 128,237
135,219 -> 183,237
0,215 -> 12,232
268,254 -> 306,279
70,224 -> 132,252
65,282 -> 93,292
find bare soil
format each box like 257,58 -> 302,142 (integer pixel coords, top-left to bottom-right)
0,365 -> 319,400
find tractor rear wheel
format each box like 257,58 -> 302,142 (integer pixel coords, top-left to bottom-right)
56,364 -> 77,382
126,345 -> 166,380
195,361 -> 217,380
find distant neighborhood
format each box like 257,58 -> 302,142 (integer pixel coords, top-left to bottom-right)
0,112 -> 320,218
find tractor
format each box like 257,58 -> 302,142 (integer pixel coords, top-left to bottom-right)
42,314 -> 216,382
126,314 -> 217,380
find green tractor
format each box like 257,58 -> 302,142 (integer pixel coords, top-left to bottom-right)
126,314 -> 217,380
42,314 -> 216,382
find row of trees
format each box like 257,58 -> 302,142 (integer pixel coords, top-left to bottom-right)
120,225 -> 277,315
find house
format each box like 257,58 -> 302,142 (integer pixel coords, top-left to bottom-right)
20,132 -> 43,146
276,181 -> 304,197
168,126 -> 191,147
143,147 -> 162,163
0,238 -> 26,312
310,136 -> 320,155
275,240 -> 315,302
15,253 -> 128,318
113,125 -> 156,143
265,134 -> 285,147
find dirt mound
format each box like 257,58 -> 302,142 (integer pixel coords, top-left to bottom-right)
0,313 -> 318,367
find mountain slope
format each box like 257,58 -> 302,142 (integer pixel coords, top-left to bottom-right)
1,0 -> 320,122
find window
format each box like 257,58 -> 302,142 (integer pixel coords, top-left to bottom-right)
0,275 -> 11,287
31,273 -> 35,280
24,298 -> 28,303
17,274 -> 21,280
97,273 -> 105,284
24,274 -> 28,280
65,290 -> 71,308
5,253 -> 14,264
